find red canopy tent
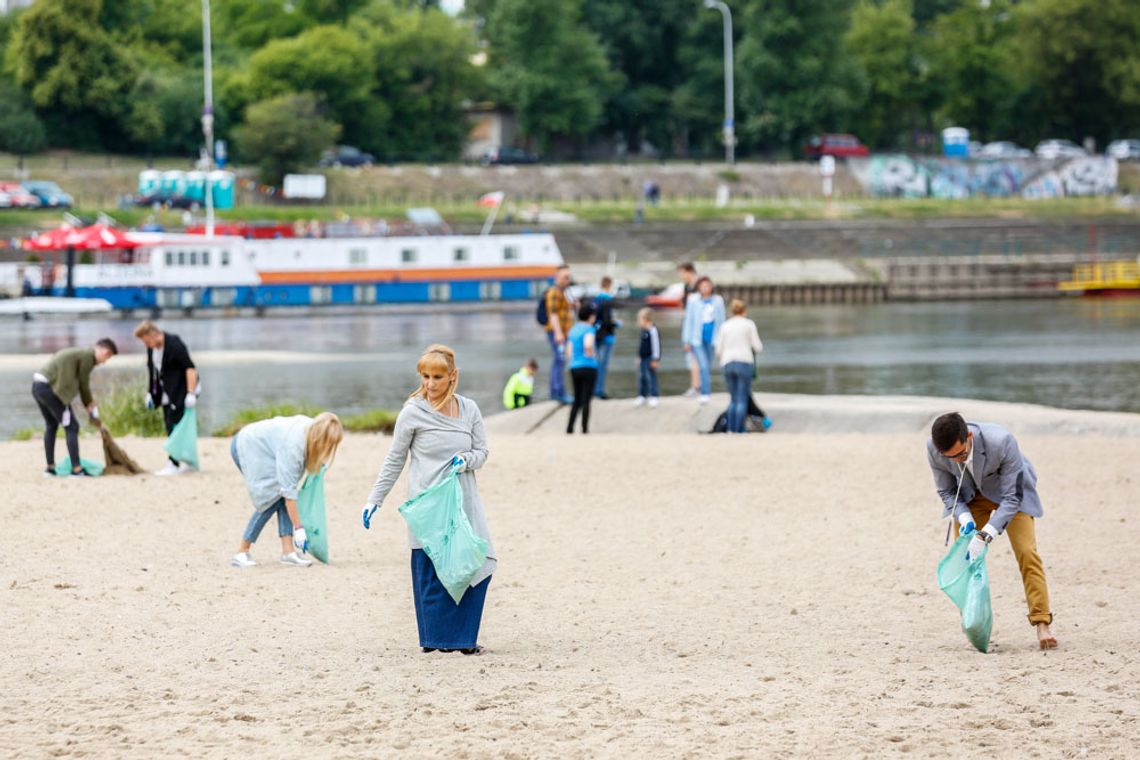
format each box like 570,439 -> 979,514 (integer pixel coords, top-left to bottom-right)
23,223 -> 142,296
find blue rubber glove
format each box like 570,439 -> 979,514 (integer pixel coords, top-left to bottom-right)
450,454 -> 467,472
957,512 -> 976,535
362,503 -> 378,530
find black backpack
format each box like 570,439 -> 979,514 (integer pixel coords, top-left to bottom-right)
535,287 -> 551,326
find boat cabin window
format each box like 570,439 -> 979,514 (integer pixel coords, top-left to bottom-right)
165,251 -> 173,267
202,250 -> 210,267
503,246 -> 519,261
454,248 -> 469,263
349,248 -> 368,265
221,250 -> 231,267
189,251 -> 198,266
177,251 -> 186,266
401,248 -> 417,263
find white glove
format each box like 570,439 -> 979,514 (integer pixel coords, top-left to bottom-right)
957,512 -> 976,535
450,454 -> 467,472
144,394 -> 155,410
184,393 -> 197,409
292,527 -> 309,554
966,525 -> 997,561
89,406 -> 100,420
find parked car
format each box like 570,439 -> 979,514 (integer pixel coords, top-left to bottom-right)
804,133 -> 870,159
1107,139 -> 1140,161
978,141 -> 1033,159
480,146 -> 539,166
22,180 -> 73,208
319,145 -> 375,168
1035,139 -> 1088,160
0,182 -> 42,208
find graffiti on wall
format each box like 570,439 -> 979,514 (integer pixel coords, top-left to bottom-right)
849,156 -> 1118,199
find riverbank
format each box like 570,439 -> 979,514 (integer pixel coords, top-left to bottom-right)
2,401 -> 1138,757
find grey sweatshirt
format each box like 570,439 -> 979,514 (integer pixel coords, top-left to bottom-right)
367,394 -> 496,587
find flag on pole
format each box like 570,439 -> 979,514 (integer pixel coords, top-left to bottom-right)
477,191 -> 505,208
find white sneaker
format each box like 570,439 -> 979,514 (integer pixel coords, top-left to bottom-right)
682,388 -> 698,398
633,396 -> 646,407
280,552 -> 312,567
699,395 -> 710,405
648,397 -> 659,408
230,552 -> 256,568
177,462 -> 196,474
153,461 -> 181,476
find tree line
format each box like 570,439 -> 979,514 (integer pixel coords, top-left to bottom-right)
0,0 -> 1136,178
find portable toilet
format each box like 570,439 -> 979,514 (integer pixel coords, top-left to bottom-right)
184,171 -> 206,203
210,170 -> 235,210
161,170 -> 187,199
138,169 -> 162,196
942,127 -> 970,158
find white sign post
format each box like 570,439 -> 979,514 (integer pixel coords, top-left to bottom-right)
819,155 -> 836,200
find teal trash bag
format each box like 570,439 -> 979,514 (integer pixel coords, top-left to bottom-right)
937,530 -> 993,653
54,457 -> 105,477
163,408 -> 199,470
398,468 -> 489,604
297,468 -> 329,564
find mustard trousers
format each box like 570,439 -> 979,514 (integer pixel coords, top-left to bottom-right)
955,494 -> 1053,626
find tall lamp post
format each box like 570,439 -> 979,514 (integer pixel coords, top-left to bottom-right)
703,0 -> 735,165
201,0 -> 215,236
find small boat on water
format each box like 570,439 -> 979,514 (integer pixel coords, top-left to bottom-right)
1057,259 -> 1140,297
0,296 -> 114,318
645,282 -> 686,309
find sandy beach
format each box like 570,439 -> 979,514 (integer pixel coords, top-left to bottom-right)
3,401 -> 1139,758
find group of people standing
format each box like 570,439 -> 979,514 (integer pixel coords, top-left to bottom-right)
531,261 -> 766,434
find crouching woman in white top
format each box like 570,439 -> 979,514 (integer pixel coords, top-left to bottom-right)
715,299 -> 764,434
230,412 -> 344,568
362,344 -> 496,655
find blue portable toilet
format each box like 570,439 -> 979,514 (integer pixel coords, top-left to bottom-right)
184,171 -> 206,203
139,169 -> 162,196
210,170 -> 235,210
942,127 -> 970,158
162,170 -> 187,199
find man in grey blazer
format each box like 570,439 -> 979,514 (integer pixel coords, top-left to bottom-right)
927,412 -> 1057,649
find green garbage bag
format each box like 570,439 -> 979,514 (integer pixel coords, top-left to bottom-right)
297,468 -> 329,564
163,408 -> 199,470
398,468 -> 488,604
54,457 -> 105,477
937,529 -> 993,653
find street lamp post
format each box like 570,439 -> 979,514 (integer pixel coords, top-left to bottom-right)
201,0 -> 215,236
703,0 -> 735,165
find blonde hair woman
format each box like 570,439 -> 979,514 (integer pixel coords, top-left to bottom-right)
362,344 -> 495,655
715,299 -> 764,433
230,412 -> 343,568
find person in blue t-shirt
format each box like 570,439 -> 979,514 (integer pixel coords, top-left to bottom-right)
564,303 -> 599,434
681,276 -> 725,403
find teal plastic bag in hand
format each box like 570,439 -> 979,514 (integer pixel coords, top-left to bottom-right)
297,468 -> 329,564
938,530 -> 993,653
163,408 -> 199,470
55,457 -> 105,477
398,468 -> 488,604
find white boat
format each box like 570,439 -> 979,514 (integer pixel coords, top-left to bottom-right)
0,296 -> 114,317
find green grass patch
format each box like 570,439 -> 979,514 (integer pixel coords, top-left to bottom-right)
10,426 -> 37,442
100,379 -> 168,438
211,403 -> 323,437
342,408 -> 399,434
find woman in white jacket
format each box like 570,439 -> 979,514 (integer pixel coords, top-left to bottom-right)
715,299 -> 763,433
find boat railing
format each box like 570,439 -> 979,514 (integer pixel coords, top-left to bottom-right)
1058,260 -> 1140,291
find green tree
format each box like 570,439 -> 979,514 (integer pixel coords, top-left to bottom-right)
925,0 -> 1018,142
482,0 -> 616,152
355,5 -> 483,161
233,92 -> 341,182
1013,0 -> 1140,146
844,0 -> 922,149
736,0 -> 862,155
244,24 -> 386,153
0,82 -> 48,160
6,0 -> 138,149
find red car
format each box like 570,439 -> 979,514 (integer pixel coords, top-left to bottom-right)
804,133 -> 869,159
0,182 -> 42,209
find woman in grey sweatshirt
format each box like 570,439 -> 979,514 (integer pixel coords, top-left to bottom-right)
363,345 -> 495,654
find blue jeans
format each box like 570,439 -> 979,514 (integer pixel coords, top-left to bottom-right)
243,498 -> 294,543
723,361 -> 754,433
547,330 -> 567,400
691,342 -> 716,395
638,357 -> 659,397
593,338 -> 614,396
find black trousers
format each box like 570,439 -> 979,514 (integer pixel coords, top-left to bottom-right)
163,403 -> 186,464
32,381 -> 79,470
567,367 -> 598,434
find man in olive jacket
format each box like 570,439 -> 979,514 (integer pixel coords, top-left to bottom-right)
134,320 -> 198,476
32,338 -> 118,476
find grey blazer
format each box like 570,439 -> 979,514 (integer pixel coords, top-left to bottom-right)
926,421 -> 1043,534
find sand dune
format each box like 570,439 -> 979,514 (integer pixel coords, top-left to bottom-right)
2,420 -> 1138,757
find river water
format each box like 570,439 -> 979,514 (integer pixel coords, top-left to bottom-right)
2,298 -> 1138,437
